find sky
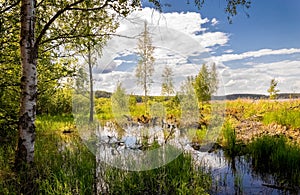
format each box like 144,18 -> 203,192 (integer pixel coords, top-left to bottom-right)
92,0 -> 300,95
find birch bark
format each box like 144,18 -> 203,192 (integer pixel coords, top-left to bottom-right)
15,0 -> 37,168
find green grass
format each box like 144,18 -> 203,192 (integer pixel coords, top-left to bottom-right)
263,109 -> 300,128
2,98 -> 300,194
221,122 -> 246,157
249,135 -> 300,186
0,115 -> 95,194
0,115 -> 213,194
105,153 -> 212,195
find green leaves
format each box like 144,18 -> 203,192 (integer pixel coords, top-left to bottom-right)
267,79 -> 280,100
194,63 -> 218,102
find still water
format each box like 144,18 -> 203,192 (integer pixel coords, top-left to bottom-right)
93,122 -> 299,195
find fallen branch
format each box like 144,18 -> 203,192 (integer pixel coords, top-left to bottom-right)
262,183 -> 296,191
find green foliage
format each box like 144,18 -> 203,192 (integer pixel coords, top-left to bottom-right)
222,122 -> 245,156
95,98 -> 113,120
0,116 -> 94,194
111,82 -> 130,123
263,110 -> 300,128
267,79 -> 280,100
161,65 -> 175,97
249,135 -> 300,186
38,87 -> 74,115
194,63 -> 218,102
111,83 -> 128,110
0,5 -> 21,141
187,128 -> 207,144
105,153 -> 211,195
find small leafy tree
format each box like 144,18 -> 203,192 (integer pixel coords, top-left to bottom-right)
161,65 -> 175,97
194,63 -> 218,103
210,63 -> 218,94
111,82 -> 129,123
268,79 -> 280,99
178,76 -> 199,126
135,21 -> 155,112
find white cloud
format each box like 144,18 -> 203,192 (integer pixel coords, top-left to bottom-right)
197,32 -> 229,48
93,8 -> 229,95
219,59 -> 300,94
91,8 -> 300,95
209,48 -> 300,63
211,18 -> 219,26
224,49 -> 234,53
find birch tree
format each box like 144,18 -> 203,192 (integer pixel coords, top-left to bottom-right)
12,0 -> 141,169
135,22 -> 155,112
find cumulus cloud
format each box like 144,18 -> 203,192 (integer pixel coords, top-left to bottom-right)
93,8 -> 229,95
91,8 -> 300,95
209,48 -> 300,63
218,59 -> 300,94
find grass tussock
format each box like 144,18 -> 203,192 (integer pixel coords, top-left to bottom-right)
0,115 -> 95,194
249,135 -> 300,186
105,153 -> 212,195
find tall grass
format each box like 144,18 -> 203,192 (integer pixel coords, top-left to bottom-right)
221,122 -> 246,157
34,115 -> 95,194
0,115 -> 95,194
105,153 -> 212,195
0,144 -> 17,194
249,135 -> 300,186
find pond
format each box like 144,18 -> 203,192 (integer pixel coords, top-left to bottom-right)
92,122 -> 299,194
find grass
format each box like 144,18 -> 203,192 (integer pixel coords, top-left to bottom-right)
1,98 -> 300,194
0,115 -> 95,194
34,119 -> 95,195
221,122 -> 247,157
0,115 -> 213,194
249,135 -> 300,186
225,99 -> 300,125
263,109 -> 300,128
105,153 -> 212,195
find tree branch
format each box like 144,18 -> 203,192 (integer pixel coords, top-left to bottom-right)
35,0 -> 85,47
35,0 -> 46,8
39,32 -> 138,46
0,0 -> 21,14
35,0 -> 112,47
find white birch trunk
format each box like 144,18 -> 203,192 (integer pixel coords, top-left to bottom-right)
15,0 -> 37,168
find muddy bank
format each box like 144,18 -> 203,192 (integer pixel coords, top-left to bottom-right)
234,120 -> 300,144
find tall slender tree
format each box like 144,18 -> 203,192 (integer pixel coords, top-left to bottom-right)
135,21 -> 155,112
161,65 -> 175,97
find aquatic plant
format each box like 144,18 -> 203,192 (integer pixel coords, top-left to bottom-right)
249,135 -> 300,187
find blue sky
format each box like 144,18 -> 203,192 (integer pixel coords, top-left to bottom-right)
143,0 -> 300,52
93,0 -> 300,95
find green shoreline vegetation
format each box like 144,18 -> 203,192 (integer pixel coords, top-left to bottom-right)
1,95 -> 300,193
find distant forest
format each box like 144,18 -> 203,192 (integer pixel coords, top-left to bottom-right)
95,90 -> 300,100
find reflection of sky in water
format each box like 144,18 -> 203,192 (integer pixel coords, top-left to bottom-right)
94,124 -> 290,194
